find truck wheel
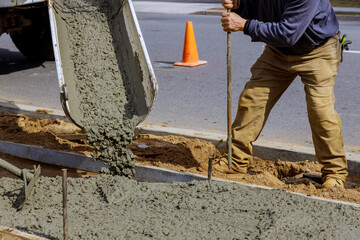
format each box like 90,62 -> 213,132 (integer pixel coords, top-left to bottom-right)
10,9 -> 54,61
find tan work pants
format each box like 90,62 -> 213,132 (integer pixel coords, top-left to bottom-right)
231,34 -> 348,182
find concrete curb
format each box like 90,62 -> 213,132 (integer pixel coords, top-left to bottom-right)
0,101 -> 67,121
1,101 -> 360,174
336,14 -> 360,22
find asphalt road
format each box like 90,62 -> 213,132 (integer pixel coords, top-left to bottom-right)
0,13 -> 359,153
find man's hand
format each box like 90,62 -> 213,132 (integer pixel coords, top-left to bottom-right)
221,12 -> 247,32
222,0 -> 240,9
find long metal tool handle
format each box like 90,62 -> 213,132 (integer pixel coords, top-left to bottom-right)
226,9 -> 232,169
0,158 -> 34,181
62,169 -> 69,240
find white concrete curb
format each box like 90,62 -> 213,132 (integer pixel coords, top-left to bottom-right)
133,2 -> 221,15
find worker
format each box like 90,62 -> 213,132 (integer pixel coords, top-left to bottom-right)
213,0 -> 347,188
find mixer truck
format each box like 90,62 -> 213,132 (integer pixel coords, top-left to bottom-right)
0,0 -> 53,60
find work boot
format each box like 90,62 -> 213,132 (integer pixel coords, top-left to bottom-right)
199,157 -> 247,174
321,177 -> 344,188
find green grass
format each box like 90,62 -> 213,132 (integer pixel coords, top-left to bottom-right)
329,0 -> 360,8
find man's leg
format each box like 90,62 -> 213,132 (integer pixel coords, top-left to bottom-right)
229,46 -> 296,172
297,35 -> 348,185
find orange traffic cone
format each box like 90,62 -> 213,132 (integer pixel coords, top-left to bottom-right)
174,21 -> 207,67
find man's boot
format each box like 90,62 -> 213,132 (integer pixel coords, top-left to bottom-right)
321,177 -> 344,188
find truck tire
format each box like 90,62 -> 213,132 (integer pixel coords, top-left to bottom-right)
10,8 -> 54,61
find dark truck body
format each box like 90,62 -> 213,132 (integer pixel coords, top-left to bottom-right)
0,0 -> 54,60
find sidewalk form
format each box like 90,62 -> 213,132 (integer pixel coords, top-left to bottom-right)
133,2 -> 360,21
1,101 -> 360,175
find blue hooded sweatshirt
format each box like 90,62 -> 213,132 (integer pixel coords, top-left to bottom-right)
234,0 -> 339,54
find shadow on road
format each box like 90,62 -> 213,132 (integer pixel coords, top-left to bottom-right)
0,48 -> 45,75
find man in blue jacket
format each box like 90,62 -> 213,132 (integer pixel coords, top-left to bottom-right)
216,0 -> 347,188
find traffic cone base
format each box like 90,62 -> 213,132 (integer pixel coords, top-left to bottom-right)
174,60 -> 207,67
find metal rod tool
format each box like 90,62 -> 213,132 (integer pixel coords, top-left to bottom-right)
62,169 -> 69,240
226,8 -> 232,169
208,156 -> 213,180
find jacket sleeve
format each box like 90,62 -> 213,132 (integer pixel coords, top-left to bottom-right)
241,0 -> 320,47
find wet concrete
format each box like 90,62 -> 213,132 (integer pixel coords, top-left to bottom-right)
53,0 -> 145,176
0,175 -> 360,239
2,2 -> 359,239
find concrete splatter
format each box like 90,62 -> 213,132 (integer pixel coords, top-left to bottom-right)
55,0 -> 140,176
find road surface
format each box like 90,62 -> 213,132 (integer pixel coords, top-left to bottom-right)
0,13 -> 359,154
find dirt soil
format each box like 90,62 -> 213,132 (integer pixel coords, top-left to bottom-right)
0,112 -> 92,155
1,112 -> 360,205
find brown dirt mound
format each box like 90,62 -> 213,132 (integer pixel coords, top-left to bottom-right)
0,112 -> 93,155
131,135 -> 360,204
0,113 -> 359,204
